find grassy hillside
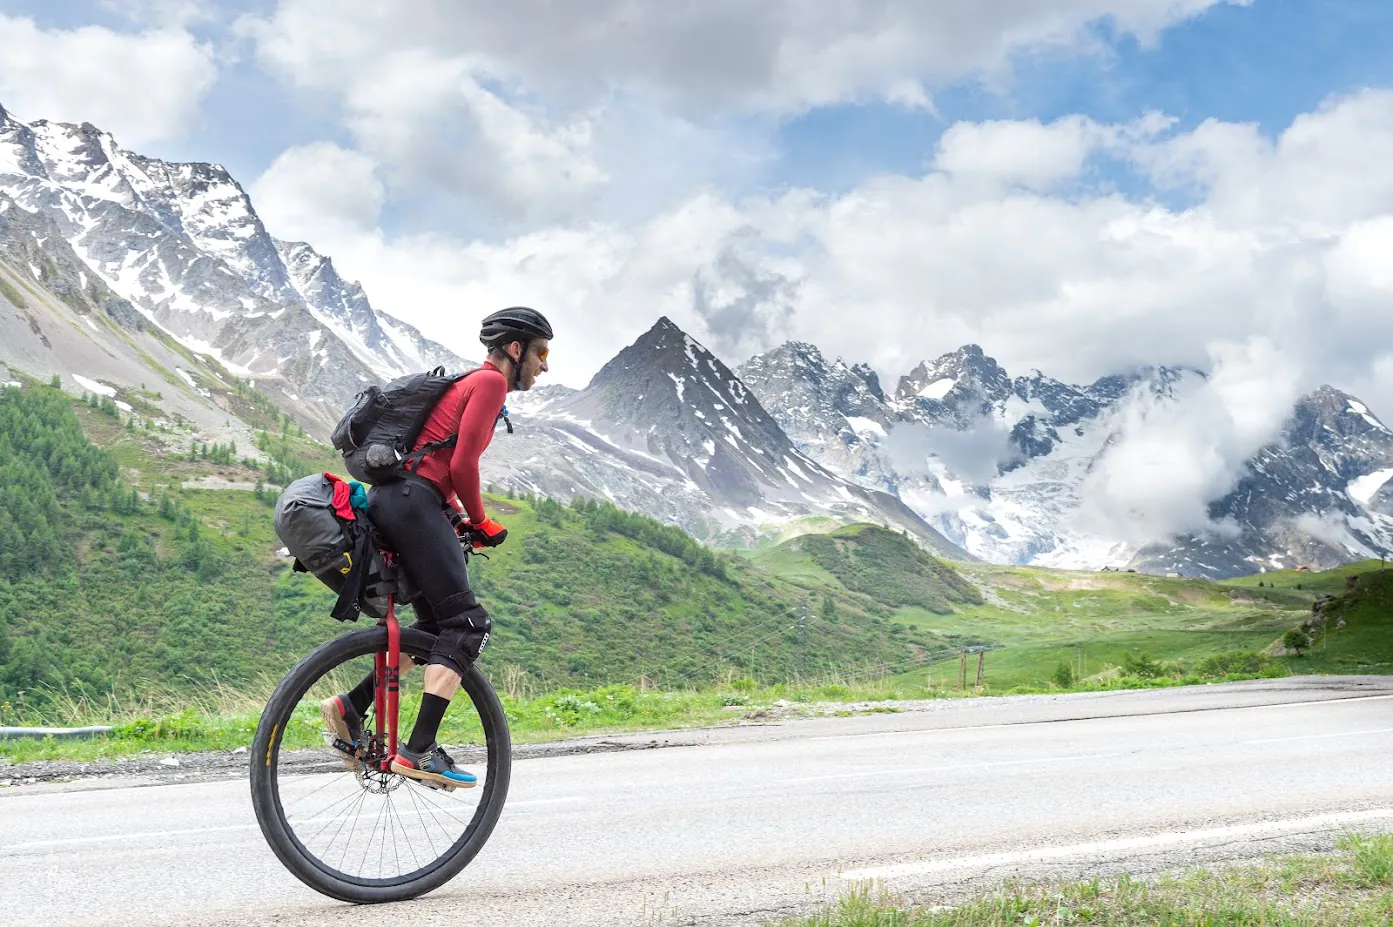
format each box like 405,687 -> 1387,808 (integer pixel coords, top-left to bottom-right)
5,378 -> 1390,729
0,382 -> 955,719
1222,559 -> 1388,596
755,534 -> 1325,689
769,524 -> 982,614
1276,566 -> 1393,674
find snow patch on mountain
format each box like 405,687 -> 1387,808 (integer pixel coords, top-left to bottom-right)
1348,469 -> 1393,506
72,374 -> 115,397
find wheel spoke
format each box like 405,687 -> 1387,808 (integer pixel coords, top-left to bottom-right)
253,632 -> 509,895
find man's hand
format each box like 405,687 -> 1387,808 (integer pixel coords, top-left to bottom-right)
471,517 -> 508,548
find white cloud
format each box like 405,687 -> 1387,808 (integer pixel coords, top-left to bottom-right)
98,0 -> 212,28
250,143 -> 385,243
245,0 -> 1239,115
933,115 -> 1102,190
0,15 -> 216,146
240,0 -> 1238,218
324,50 -> 608,221
1075,339 -> 1304,544
1133,90 -> 1393,227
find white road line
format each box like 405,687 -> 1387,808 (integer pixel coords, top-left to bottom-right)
782,752 -> 1124,784
1243,727 -> 1393,745
809,693 -> 1393,744
841,808 -> 1393,881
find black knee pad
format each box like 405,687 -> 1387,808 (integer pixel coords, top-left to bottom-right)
430,603 -> 492,671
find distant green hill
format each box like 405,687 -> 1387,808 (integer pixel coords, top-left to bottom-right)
0,382 -> 954,716
1222,559 -> 1389,597
758,524 -> 982,614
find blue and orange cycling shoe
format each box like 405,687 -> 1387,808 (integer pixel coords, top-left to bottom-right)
319,694 -> 364,771
391,743 -> 478,790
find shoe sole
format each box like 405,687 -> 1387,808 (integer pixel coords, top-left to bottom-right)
319,698 -> 362,773
389,759 -> 477,791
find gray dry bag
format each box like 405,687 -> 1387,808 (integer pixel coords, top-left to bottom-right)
274,472 -> 394,621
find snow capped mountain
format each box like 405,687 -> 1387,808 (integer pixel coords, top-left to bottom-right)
0,192 -> 273,453
736,342 -> 893,485
742,341 -> 1393,577
1134,387 -> 1393,576
483,318 -> 967,555
0,102 -> 467,433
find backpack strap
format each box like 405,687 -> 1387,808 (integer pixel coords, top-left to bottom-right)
400,367 -> 518,473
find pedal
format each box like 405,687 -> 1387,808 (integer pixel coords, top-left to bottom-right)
330,737 -> 359,758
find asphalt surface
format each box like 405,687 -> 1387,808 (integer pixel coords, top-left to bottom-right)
3,676 -> 1392,926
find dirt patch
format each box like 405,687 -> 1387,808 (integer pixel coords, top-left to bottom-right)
181,476 -> 260,491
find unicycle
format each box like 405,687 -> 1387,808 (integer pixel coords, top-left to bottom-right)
250,542 -> 510,903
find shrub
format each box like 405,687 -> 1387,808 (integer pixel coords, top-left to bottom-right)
1194,650 -> 1286,679
1122,652 -> 1163,679
1052,661 -> 1075,689
1283,628 -> 1312,656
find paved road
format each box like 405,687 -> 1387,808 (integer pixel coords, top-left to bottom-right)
3,676 -> 1392,926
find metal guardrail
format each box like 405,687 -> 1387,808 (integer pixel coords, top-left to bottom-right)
0,725 -> 114,740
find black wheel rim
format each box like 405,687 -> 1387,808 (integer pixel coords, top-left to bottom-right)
262,632 -> 507,888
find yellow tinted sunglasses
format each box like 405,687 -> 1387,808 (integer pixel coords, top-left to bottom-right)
531,345 -> 549,363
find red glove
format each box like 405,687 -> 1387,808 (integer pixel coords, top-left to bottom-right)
471,517 -> 508,548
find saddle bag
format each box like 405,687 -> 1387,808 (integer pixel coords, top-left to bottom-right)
273,472 -> 412,621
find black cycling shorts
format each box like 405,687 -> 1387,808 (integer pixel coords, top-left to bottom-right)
367,479 -> 491,675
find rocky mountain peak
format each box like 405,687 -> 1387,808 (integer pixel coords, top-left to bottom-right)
586,317 -> 760,416
895,343 -> 1011,404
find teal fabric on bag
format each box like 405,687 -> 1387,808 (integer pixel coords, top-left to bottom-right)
348,480 -> 368,517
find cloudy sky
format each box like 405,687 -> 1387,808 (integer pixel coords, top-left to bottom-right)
3,0 -> 1392,421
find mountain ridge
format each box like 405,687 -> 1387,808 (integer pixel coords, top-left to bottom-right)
0,102 -> 469,434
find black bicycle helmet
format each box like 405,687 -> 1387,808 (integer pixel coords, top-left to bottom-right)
479,306 -> 553,351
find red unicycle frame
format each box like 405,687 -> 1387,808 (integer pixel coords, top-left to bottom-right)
372,551 -> 403,770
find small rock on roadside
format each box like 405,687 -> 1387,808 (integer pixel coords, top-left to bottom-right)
0,779 -> 12,788
158,756 -> 180,768
231,746 -> 249,756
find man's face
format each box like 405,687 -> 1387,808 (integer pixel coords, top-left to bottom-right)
509,338 -> 549,391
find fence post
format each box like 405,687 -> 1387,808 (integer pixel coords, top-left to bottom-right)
975,651 -> 985,689
958,651 -> 967,690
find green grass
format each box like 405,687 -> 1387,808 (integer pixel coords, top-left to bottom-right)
0,675 -> 939,764
1223,558 -> 1389,596
788,833 -> 1393,926
775,524 -> 982,614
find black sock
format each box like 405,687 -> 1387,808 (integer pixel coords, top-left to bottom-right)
407,693 -> 451,754
347,672 -> 375,717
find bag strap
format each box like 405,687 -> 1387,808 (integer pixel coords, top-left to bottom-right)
329,526 -> 375,622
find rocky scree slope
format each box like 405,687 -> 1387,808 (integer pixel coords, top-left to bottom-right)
740,342 -> 1393,578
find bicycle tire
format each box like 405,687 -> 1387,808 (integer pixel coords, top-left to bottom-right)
250,627 -> 511,903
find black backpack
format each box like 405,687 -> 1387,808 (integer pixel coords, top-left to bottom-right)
330,366 -> 511,485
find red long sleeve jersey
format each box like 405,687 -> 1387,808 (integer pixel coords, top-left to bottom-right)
407,362 -> 508,523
